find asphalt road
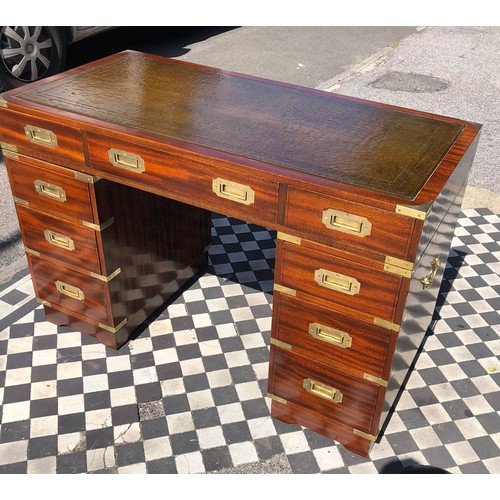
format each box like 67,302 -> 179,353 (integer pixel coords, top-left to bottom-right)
62,26 -> 419,88
1,26 -> 497,284
0,26 -> 421,282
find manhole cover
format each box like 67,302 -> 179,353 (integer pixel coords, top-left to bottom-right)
371,71 -> 450,93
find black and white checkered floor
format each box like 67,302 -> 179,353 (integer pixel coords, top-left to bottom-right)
0,209 -> 499,474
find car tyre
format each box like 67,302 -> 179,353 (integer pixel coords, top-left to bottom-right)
0,26 -> 66,90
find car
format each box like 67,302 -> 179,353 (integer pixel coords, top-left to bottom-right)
0,26 -> 114,90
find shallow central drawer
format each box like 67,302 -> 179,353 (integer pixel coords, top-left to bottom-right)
87,133 -> 279,228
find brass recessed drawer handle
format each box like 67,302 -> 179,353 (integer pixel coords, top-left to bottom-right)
55,280 -> 85,301
314,268 -> 361,296
421,257 -> 441,289
25,125 -> 58,147
34,180 -> 67,202
44,229 -> 75,251
212,178 -> 255,205
108,148 -> 145,173
308,322 -> 352,348
303,378 -> 343,403
322,209 -> 372,237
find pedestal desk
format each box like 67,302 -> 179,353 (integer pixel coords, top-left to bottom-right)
0,51 -> 481,456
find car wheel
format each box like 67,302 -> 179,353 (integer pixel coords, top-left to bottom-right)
0,26 -> 66,90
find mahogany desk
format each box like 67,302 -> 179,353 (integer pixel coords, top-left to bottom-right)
0,51 -> 481,456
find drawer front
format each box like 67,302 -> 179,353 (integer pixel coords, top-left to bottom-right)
87,133 -> 279,227
269,346 -> 382,435
272,292 -> 394,380
17,204 -> 102,275
275,240 -> 404,323
0,109 -> 84,166
28,255 -> 111,324
284,186 -> 417,260
5,155 -> 95,222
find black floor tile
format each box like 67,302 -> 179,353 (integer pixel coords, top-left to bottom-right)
0,420 -> 30,443
116,442 -> 145,467
28,435 -> 58,460
201,446 -> 233,472
222,421 -> 252,444
56,452 -> 87,473
146,457 -> 178,474
140,418 -> 170,440
254,436 -> 285,461
170,431 -> 199,455
288,451 -> 321,473
192,407 -> 221,430
58,413 -> 86,434
111,404 -> 140,426
86,427 -> 115,450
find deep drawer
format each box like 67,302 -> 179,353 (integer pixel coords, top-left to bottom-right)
268,346 -> 383,435
87,133 -> 279,228
28,254 -> 111,324
284,185 -> 418,261
271,291 -> 395,381
16,204 -> 102,275
5,154 -> 96,223
0,109 -> 84,167
275,240 -> 406,324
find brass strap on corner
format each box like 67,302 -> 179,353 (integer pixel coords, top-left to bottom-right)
270,338 -> 292,351
267,393 -> 287,405
384,255 -> 414,278
363,372 -> 389,387
24,247 -> 40,257
82,216 -> 115,232
273,284 -> 296,297
90,267 -> 121,283
277,232 -> 301,245
13,197 -> 29,206
373,317 -> 400,332
395,204 -> 430,220
353,428 -> 377,442
74,171 -> 101,183
99,318 -> 128,334
1,142 -> 18,160
0,94 -> 7,108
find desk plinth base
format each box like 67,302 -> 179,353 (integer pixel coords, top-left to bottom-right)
41,252 -> 209,350
270,399 -> 374,458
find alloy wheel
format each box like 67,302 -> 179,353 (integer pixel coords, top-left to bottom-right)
0,26 -> 54,82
